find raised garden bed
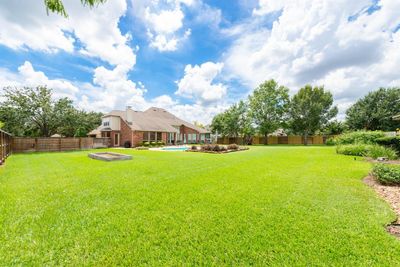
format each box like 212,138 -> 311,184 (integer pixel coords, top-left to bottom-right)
88,152 -> 132,161
187,144 -> 249,154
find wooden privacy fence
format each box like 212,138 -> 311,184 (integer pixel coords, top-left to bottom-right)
12,137 -> 110,153
217,135 -> 331,145
0,130 -> 12,165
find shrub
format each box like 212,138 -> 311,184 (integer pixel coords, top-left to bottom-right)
220,146 -> 227,151
143,141 -> 150,147
156,141 -> 164,147
150,141 -> 156,147
336,144 -> 398,159
212,144 -> 221,152
372,164 -> 400,185
325,138 -> 336,146
336,144 -> 370,156
201,144 -> 212,151
364,145 -> 398,160
227,144 -> 239,150
334,131 -> 385,145
376,136 -> 400,153
191,145 -> 198,150
124,140 -> 131,148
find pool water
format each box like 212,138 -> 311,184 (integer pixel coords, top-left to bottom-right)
161,147 -> 188,151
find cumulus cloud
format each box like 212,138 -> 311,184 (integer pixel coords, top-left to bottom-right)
175,62 -> 227,104
0,0 -> 135,69
224,0 -> 400,117
0,61 -> 79,100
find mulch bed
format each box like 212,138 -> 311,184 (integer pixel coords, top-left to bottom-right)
187,148 -> 249,154
363,175 -> 400,238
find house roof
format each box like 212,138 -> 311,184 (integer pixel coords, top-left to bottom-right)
105,107 -> 209,133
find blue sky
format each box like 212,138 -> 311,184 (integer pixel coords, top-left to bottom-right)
0,0 -> 399,123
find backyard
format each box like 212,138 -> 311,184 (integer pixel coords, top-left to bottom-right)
0,146 -> 399,265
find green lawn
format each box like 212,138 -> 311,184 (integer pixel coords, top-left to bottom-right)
0,146 -> 399,265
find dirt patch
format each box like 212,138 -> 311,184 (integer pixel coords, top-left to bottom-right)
364,175 -> 400,237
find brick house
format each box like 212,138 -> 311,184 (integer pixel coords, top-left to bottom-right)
90,107 -> 211,147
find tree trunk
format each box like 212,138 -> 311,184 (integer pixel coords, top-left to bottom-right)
304,131 -> 309,146
264,133 -> 268,145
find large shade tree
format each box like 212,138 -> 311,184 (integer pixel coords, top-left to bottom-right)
346,87 -> 400,131
248,79 -> 289,144
0,86 -> 102,137
44,0 -> 106,17
289,85 -> 338,145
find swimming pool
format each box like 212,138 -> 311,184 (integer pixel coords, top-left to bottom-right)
161,146 -> 189,151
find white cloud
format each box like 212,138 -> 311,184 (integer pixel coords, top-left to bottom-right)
0,0 -> 135,69
175,62 -> 227,104
224,0 -> 400,118
0,61 -> 79,100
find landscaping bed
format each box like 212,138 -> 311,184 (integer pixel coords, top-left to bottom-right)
187,144 -> 249,154
364,175 -> 400,238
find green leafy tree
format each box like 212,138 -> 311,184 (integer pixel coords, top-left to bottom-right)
322,120 -> 348,135
0,121 -> 4,129
44,0 -> 106,17
0,86 -> 102,137
289,85 -> 338,145
346,87 -> 400,131
248,80 -> 290,144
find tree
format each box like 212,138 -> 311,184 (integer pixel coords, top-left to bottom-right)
248,80 -> 289,144
0,86 -> 102,137
345,87 -> 400,131
0,121 -> 4,129
289,85 -> 338,145
322,120 -> 347,135
210,101 -> 255,144
44,0 -> 106,17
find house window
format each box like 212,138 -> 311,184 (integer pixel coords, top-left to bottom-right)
143,132 -> 149,141
157,132 -> 162,141
102,132 -> 111,138
103,121 -> 110,127
150,132 -> 156,141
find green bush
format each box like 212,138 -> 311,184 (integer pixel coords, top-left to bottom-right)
156,141 -> 164,147
325,138 -> 336,146
336,144 -> 398,159
375,136 -> 400,153
365,145 -> 398,160
372,164 -> 400,185
334,131 -> 385,145
150,141 -> 156,147
336,144 -> 370,156
143,141 -> 150,147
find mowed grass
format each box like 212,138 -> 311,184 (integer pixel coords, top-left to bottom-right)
0,146 -> 399,265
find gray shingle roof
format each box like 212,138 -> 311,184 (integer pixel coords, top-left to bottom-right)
104,107 -> 209,133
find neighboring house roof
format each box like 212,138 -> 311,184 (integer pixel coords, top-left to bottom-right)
104,107 -> 209,133
88,126 -> 102,136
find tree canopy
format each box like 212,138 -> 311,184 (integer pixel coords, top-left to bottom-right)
345,87 -> 400,131
248,79 -> 289,144
44,0 -> 106,17
0,86 -> 102,137
288,85 -> 337,144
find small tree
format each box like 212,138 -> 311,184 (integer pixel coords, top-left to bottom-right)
248,80 -> 289,144
289,85 -> 338,145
